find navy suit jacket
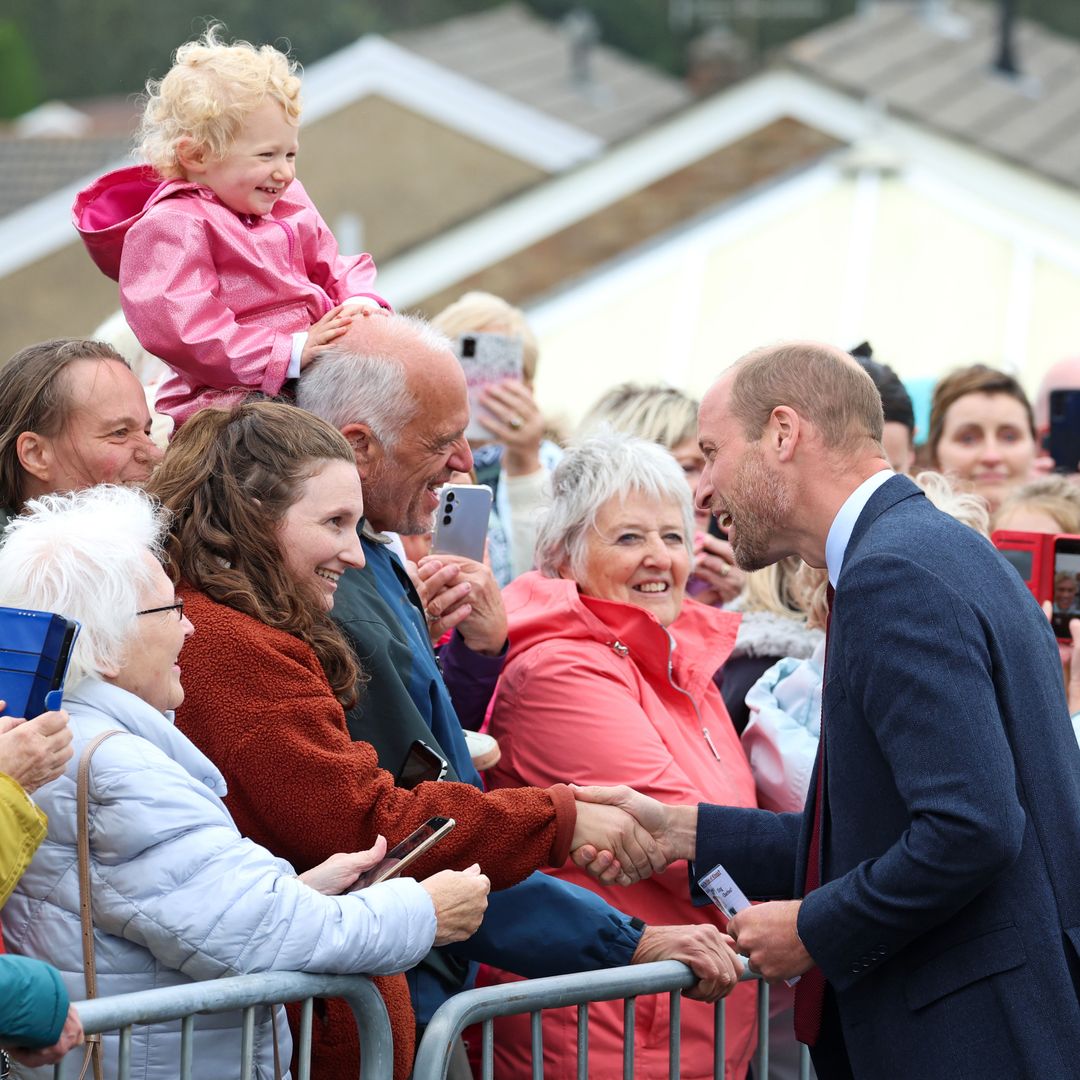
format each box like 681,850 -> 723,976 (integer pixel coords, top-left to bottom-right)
697,475 -> 1080,1077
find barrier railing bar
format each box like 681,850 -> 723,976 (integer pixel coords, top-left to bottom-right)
669,990 -> 681,1080
530,1011 -> 542,1080
481,1018 -> 494,1080
756,979 -> 770,1080
576,1003 -> 588,1080
180,1014 -> 194,1080
713,993 -> 726,1080
240,1005 -> 255,1080
53,972 -> 392,1080
297,998 -> 313,1080
117,1025 -> 131,1079
623,996 -> 635,1080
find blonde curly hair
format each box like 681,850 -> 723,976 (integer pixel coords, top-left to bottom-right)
137,26 -> 302,180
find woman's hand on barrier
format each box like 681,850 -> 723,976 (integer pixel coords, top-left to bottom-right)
299,835 -> 388,895
0,708 -> 74,793
421,864 -> 491,945
4,1004 -> 85,1066
630,924 -> 744,1002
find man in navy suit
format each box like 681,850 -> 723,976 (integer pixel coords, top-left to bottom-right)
575,342 -> 1080,1078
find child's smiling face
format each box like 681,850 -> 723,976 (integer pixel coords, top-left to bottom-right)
189,99 -> 299,216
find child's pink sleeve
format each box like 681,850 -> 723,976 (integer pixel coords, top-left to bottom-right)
293,184 -> 390,310
119,212 -> 295,396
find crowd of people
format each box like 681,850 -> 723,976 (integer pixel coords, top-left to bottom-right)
1,25 -> 1080,1080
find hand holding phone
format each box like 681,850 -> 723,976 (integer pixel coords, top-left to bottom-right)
0,708 -> 74,794
349,816 -> 456,891
454,333 -> 524,443
300,836 -> 389,895
416,552 -> 509,657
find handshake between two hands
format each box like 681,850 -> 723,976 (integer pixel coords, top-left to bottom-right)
568,784 -> 816,991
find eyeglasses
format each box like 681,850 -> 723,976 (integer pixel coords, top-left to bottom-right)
136,599 -> 185,621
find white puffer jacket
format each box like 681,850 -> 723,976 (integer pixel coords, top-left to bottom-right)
4,678 -> 436,1079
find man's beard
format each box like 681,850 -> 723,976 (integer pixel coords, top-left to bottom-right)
363,461 -> 442,536
726,445 -> 792,572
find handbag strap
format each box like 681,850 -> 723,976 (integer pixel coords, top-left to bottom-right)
76,729 -> 122,1080
77,730 -> 121,1000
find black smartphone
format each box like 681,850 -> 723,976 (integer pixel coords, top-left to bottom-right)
349,816 -> 456,890
1050,535 -> 1080,641
1049,389 -> 1080,474
396,739 -> 448,789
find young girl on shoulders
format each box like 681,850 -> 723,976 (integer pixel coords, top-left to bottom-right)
74,28 -> 387,428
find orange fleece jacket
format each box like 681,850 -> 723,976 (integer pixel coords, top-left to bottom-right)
175,587 -> 575,1080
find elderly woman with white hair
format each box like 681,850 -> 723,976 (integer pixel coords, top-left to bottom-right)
0,484 -> 487,1080
482,430 -> 758,1080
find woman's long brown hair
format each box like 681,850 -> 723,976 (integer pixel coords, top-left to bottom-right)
148,401 -> 362,707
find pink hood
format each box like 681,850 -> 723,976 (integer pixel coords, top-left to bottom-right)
73,166 -> 192,281
500,571 -> 741,698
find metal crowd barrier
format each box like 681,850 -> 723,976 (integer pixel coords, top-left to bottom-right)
51,971 -> 393,1080
414,960 -> 812,1080
45,963 -> 811,1080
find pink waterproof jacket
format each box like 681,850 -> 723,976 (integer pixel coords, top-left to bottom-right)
73,165 -> 387,427
482,571 -> 758,1080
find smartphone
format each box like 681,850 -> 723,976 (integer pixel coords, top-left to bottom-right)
350,816 -> 456,891
454,333 -> 524,442
992,529 -> 1045,593
430,484 -> 492,562
0,608 -> 80,719
396,739 -> 448,789
1050,535 -> 1080,640
992,530 -> 1080,643
1048,389 -> 1080,474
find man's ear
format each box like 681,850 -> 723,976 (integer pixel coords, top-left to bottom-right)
770,406 -> 801,464
175,138 -> 210,176
340,422 -> 381,480
15,431 -> 52,484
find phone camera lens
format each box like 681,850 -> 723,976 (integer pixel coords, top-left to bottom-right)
446,491 -> 455,502
442,515 -> 452,526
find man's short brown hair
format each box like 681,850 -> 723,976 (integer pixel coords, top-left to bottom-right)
0,338 -> 129,512
729,342 -> 884,453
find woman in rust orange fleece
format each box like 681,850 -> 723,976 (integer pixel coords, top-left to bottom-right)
149,401 -> 662,1080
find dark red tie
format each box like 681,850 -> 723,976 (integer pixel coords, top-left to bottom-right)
793,584 -> 834,1046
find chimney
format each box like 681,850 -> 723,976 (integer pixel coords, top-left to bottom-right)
994,0 -> 1019,76
562,8 -> 600,91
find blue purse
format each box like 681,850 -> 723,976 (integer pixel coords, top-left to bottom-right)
0,606 -> 80,718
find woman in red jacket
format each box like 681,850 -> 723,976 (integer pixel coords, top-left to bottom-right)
148,401 -> 662,1080
484,430 -> 759,1080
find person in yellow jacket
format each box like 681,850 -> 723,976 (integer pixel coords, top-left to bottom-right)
0,707 -> 84,1067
